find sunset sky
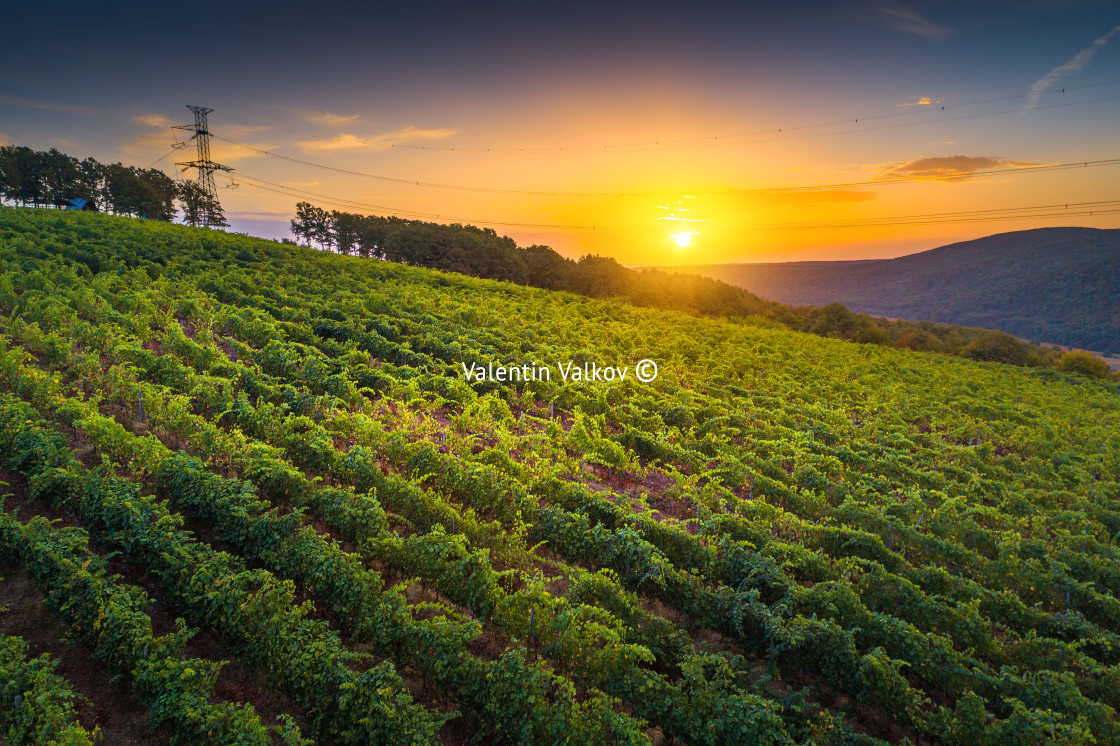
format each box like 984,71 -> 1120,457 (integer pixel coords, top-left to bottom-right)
2,0 -> 1119,265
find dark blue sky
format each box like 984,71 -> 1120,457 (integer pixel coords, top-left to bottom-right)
2,0 -> 1118,262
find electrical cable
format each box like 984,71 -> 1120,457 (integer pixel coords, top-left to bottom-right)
210,79 -> 1120,155
226,146 -> 1120,198
238,172 -> 1120,233
236,174 -> 611,230
211,135 -> 636,196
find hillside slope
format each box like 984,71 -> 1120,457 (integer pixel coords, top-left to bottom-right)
2,207 -> 1120,745
678,227 -> 1120,353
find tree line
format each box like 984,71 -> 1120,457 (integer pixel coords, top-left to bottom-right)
290,201 -> 789,316
289,202 -> 1115,377
0,145 -> 226,227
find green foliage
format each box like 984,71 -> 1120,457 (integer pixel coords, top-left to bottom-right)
961,330 -> 1032,366
2,207 -> 1120,744
0,633 -> 97,745
684,227 -> 1120,353
1058,349 -> 1113,379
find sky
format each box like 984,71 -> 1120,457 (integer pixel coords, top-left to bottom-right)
1,0 -> 1119,265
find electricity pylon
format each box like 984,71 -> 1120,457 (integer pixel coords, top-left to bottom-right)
175,105 -> 234,227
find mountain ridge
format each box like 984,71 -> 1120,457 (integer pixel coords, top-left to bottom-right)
674,227 -> 1120,353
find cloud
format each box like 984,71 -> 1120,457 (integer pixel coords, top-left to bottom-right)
1025,24 -> 1120,110
0,94 -> 94,115
0,131 -> 9,146
882,6 -> 953,40
133,114 -> 172,128
202,140 -> 274,165
284,180 -> 321,186
116,129 -> 272,168
220,123 -> 271,137
297,125 -> 458,152
307,111 -> 360,126
896,96 -> 942,108
881,155 -> 1039,180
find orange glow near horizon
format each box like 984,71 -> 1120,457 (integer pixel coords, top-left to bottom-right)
7,5 -> 1120,267
189,81 -> 1120,267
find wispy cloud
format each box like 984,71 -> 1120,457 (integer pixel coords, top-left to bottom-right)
199,140 -> 274,165
1025,24 -> 1120,110
0,131 -> 10,146
307,111 -> 360,126
882,6 -> 953,40
297,125 -> 458,152
284,180 -> 321,186
133,114 -> 172,128
265,106 -> 358,127
117,128 -> 272,168
221,123 -> 272,137
0,94 -> 94,116
881,155 -> 1039,180
896,96 -> 943,108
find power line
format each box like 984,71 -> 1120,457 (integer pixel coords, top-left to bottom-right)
425,92 -> 1120,156
753,199 -> 1120,230
211,79 -> 1120,155
398,85 -> 1120,153
223,143 -> 1120,199
211,134 -> 636,197
236,174 -> 610,230
175,106 -> 235,227
751,158 -> 1120,192
238,172 -> 1120,234
787,207 -> 1120,229
145,146 -> 179,170
669,94 -> 1120,155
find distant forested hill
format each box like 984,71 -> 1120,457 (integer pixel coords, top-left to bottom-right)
679,227 -> 1120,353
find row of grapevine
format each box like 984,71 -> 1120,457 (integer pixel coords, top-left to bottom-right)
0,632 -> 97,745
0,392 -> 447,745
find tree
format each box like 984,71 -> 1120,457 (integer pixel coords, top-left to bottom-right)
201,185 -> 228,228
135,168 -> 177,221
524,244 -> 574,290
961,330 -> 1031,366
570,255 -> 631,297
103,163 -> 144,216
178,179 -> 228,228
809,302 -> 860,338
1057,350 -> 1112,379
290,202 -> 330,248
77,158 -> 104,208
0,146 -> 20,204
333,210 -> 363,255
0,146 -> 46,206
290,201 -> 315,245
177,181 -> 209,227
356,215 -> 393,259
42,149 -> 82,207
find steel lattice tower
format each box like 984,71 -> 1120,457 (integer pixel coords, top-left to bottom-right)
175,105 -> 234,226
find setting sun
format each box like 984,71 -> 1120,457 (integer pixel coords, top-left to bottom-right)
671,232 -> 696,248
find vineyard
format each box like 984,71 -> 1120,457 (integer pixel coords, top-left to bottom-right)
0,206 -> 1118,745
